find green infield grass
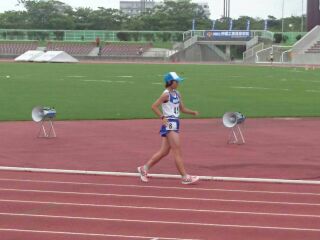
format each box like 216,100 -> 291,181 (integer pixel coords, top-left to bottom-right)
0,62 -> 319,121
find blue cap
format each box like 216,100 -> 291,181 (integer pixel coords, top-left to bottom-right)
163,72 -> 184,83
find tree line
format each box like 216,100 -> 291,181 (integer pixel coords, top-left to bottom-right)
0,0 -> 305,32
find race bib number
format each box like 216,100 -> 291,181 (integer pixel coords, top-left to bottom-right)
166,120 -> 178,131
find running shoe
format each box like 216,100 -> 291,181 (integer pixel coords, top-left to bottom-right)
137,166 -> 149,183
181,175 -> 200,185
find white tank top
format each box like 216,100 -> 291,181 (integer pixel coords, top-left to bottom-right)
161,89 -> 180,118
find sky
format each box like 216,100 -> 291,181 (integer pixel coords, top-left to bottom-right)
0,0 -> 306,19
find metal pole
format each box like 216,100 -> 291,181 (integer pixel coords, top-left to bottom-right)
301,0 -> 304,32
281,0 -> 285,33
225,0 -> 228,18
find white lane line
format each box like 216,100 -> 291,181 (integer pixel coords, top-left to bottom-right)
66,76 -> 86,78
0,178 -> 319,196
82,79 -> 112,82
67,75 -> 133,79
297,79 -> 320,83
0,75 -> 11,79
231,86 -> 290,91
1,199 -> 320,219
1,166 -> 319,185
81,80 -> 134,84
0,188 -> 319,206
0,228 -> 189,240
306,90 -> 320,93
0,212 -> 319,232
115,80 -> 133,83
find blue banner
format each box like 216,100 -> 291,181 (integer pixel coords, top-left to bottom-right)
246,20 -> 251,31
204,31 -> 251,41
229,19 -> 233,30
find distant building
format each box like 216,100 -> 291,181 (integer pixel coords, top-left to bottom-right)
163,0 -> 210,18
120,0 -> 210,18
197,2 -> 210,18
120,0 -> 159,16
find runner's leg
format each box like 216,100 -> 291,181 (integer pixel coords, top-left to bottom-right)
145,137 -> 170,169
167,131 -> 187,176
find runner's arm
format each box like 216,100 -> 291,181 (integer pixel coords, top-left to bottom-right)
179,98 -> 199,116
151,93 -> 169,118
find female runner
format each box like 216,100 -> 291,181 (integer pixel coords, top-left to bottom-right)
138,72 -> 199,184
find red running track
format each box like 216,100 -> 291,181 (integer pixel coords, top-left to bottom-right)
0,119 -> 320,238
0,171 -> 320,239
0,119 -> 320,180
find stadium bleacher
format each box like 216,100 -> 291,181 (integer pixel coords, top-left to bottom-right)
0,41 -> 154,58
0,41 -> 38,55
306,41 -> 320,53
46,42 -> 96,56
100,42 -> 152,57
